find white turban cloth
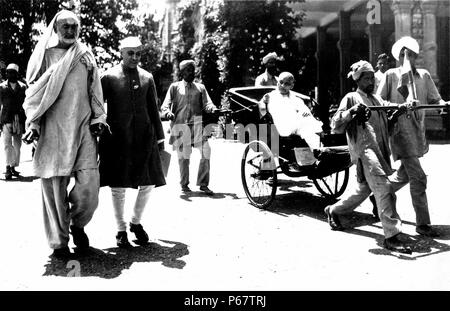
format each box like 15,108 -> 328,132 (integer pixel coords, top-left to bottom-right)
347,60 -> 374,81
262,52 -> 278,64
119,36 -> 142,50
26,10 -> 80,84
391,36 -> 420,61
179,59 -> 195,71
6,63 -> 19,72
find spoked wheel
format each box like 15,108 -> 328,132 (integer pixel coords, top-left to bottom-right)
313,168 -> 349,199
241,140 -> 277,209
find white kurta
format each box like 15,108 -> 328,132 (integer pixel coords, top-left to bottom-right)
32,48 -> 98,178
260,90 -> 322,148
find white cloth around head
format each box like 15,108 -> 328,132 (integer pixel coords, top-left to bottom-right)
6,63 -> 19,72
26,10 -> 79,84
347,60 -> 374,81
179,59 -> 195,71
262,52 -> 278,64
391,36 -> 419,61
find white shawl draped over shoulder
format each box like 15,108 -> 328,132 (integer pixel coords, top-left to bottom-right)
23,10 -> 105,128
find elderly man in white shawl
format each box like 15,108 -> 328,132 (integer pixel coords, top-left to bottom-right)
22,10 -> 107,258
325,60 -> 412,254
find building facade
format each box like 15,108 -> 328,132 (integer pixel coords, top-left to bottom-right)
292,0 -> 450,137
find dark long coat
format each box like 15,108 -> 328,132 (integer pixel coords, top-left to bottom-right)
99,64 -> 166,188
0,80 -> 27,129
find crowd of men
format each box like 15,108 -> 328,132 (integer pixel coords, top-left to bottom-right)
0,9 -> 445,258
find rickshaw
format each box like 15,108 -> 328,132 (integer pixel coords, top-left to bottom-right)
222,86 -> 352,209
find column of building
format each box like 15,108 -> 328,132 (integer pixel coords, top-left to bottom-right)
316,26 -> 331,131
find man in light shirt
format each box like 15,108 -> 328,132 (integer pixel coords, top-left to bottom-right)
376,36 -> 445,238
255,52 -> 279,86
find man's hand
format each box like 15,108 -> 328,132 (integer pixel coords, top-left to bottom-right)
349,103 -> 366,116
166,112 -> 175,121
158,141 -> 165,151
350,103 -> 371,123
90,123 -> 105,137
399,99 -> 419,112
22,129 -> 40,144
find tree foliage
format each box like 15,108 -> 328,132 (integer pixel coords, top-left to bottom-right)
0,0 -> 164,78
173,0 -> 305,105
0,0 -> 60,77
79,0 -> 139,70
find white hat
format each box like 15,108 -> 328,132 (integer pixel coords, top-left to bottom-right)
179,59 -> 195,71
262,52 -> 278,65
6,63 -> 19,72
347,60 -> 374,81
119,36 -> 142,50
391,36 -> 420,61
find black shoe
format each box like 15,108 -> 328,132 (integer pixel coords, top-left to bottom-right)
324,206 -> 344,231
116,231 -> 132,248
5,166 -> 12,180
130,223 -> 149,245
51,246 -> 71,258
369,195 -> 379,220
383,234 -> 412,254
181,185 -> 192,193
10,167 -> 20,177
199,186 -> 214,195
416,225 -> 440,237
70,225 -> 89,249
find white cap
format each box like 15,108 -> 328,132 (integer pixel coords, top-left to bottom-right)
179,59 -> 195,71
391,36 -> 420,61
6,63 -> 19,72
119,36 -> 142,50
262,52 -> 278,64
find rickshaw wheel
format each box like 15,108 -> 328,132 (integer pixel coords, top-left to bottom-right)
241,140 -> 277,209
312,168 -> 349,199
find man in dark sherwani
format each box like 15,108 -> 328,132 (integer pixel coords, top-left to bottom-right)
99,36 -> 166,248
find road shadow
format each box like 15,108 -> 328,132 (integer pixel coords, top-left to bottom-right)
276,178 -> 315,192
257,185 -> 450,260
331,212 -> 450,260
0,175 -> 39,182
180,191 -> 240,202
43,239 -> 189,278
260,183 -> 336,221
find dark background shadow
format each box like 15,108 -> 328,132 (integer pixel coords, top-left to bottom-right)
43,239 -> 189,278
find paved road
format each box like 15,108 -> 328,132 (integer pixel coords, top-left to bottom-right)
0,131 -> 450,291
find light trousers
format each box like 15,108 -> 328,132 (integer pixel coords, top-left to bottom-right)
176,140 -> 211,187
390,156 -> 430,226
111,185 -> 154,232
41,169 -> 100,249
2,123 -> 22,167
330,162 -> 402,239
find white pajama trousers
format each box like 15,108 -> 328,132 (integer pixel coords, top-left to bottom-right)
111,185 -> 155,232
2,123 -> 22,167
330,162 -> 402,239
41,169 -> 100,249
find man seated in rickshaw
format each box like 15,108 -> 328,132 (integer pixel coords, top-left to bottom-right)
258,72 -> 324,166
